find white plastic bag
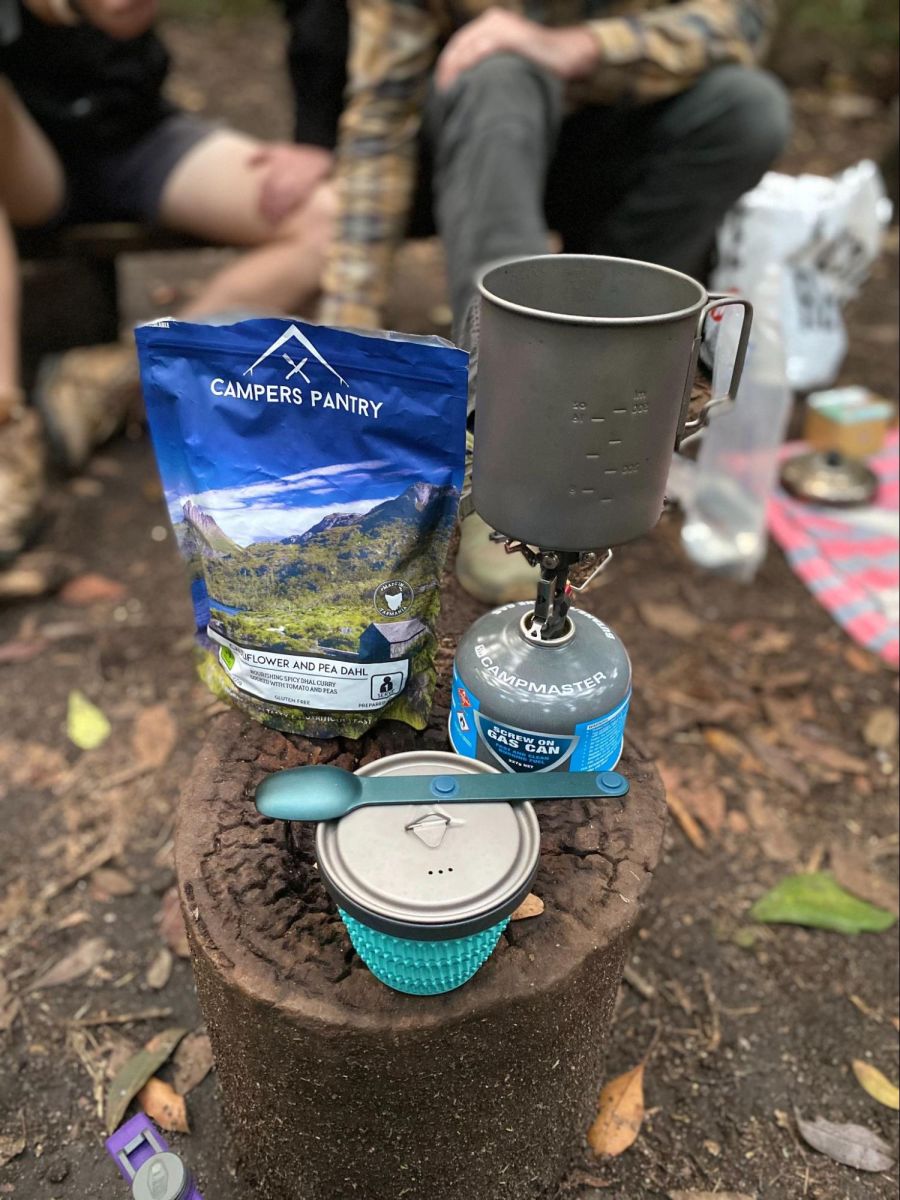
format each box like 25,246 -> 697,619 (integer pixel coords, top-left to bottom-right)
709,160 -> 892,391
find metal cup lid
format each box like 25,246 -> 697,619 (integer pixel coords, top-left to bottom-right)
781,450 -> 878,507
315,752 -> 540,941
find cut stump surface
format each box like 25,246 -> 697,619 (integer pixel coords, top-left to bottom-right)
177,710 -> 666,1200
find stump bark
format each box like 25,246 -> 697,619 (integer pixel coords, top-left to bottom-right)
176,712 -> 666,1200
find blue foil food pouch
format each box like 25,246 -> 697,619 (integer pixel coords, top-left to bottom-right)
136,317 -> 468,739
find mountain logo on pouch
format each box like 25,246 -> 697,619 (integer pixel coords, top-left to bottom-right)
243,323 -> 348,386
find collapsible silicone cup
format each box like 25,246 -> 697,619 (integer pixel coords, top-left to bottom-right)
315,752 -> 540,996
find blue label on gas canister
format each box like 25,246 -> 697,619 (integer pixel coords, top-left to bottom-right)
569,694 -> 631,771
450,667 -> 631,773
474,714 -> 577,772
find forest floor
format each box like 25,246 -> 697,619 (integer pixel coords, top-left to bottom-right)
1,14 -> 898,1200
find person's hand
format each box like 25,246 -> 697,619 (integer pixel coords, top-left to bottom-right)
248,143 -> 334,227
436,7 -> 599,92
77,0 -> 159,39
26,0 -> 159,37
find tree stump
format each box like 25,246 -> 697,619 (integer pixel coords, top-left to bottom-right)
176,711 -> 666,1200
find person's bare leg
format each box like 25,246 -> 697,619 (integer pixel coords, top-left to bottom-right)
0,77 -> 65,409
0,212 -> 21,410
157,129 -> 335,317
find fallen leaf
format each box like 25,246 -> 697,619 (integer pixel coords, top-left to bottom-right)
131,704 -> 177,770
751,873 -> 896,935
157,887 -> 190,959
863,708 -> 898,750
852,1060 -> 900,1110
59,573 -> 127,607
759,668 -> 811,693
511,894 -> 544,921
587,1061 -> 645,1158
0,1111 -> 26,1168
146,948 -> 174,991
685,781 -> 725,836
795,1109 -> 894,1172
829,91 -> 880,120
638,602 -> 702,640
845,645 -> 879,674
657,764 -> 706,852
0,550 -> 76,600
751,628 -> 794,654
0,879 -> 28,933
172,1030 -> 214,1096
702,728 -> 759,771
67,690 -> 111,751
849,993 -> 883,1023
105,1027 -> 187,1133
788,734 -> 869,776
727,809 -> 750,834
744,791 -> 801,863
669,1193 -> 755,1200
29,937 -> 108,991
744,732 -> 811,797
90,868 -> 136,900
830,844 -> 900,917
0,974 -> 20,1033
0,637 -> 48,665
137,1077 -> 189,1133
0,739 -> 69,792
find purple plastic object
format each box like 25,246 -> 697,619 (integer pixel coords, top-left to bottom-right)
105,1113 -> 203,1199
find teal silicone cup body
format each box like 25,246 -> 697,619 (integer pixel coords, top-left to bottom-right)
315,752 -> 540,997
339,910 -> 509,996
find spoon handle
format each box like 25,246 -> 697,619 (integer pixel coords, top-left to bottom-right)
357,770 -> 629,807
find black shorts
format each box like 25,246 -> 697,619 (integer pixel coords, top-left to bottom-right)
51,110 -> 218,227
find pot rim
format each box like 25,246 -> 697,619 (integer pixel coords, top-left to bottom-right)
477,253 -> 708,327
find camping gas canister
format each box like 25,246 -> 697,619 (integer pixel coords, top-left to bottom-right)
450,602 -> 631,773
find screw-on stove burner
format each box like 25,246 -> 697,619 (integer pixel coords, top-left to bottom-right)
494,541 -> 614,641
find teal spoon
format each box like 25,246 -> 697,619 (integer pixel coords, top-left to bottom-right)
255,765 -> 629,822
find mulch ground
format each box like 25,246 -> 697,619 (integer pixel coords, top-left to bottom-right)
1,15 -> 898,1200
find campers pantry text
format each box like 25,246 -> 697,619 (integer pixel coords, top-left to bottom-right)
210,377 -> 383,420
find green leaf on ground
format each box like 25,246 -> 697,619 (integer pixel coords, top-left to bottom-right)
67,690 -> 111,751
751,872 -> 896,934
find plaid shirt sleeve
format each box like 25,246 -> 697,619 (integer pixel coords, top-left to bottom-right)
319,0 -> 439,329
580,0 -> 776,103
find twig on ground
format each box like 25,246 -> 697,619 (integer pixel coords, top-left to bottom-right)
68,1007 -> 174,1028
623,963 -> 656,1000
701,969 -> 722,1052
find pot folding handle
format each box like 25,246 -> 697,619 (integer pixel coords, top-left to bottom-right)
675,294 -> 753,449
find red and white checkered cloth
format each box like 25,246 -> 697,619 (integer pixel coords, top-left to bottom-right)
768,431 -> 899,668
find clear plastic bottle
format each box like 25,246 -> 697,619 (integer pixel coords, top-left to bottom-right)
681,266 -> 793,582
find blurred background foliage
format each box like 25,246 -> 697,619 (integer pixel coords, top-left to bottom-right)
161,0 -> 899,96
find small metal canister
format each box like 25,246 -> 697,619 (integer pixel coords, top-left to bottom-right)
316,752 -> 540,994
451,602 -> 631,773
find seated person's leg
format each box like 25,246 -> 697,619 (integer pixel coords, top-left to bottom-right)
37,117 -> 335,472
0,77 -> 65,559
0,76 -> 65,404
566,66 -> 791,281
431,54 -> 564,605
425,52 -> 564,332
154,126 -> 335,318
